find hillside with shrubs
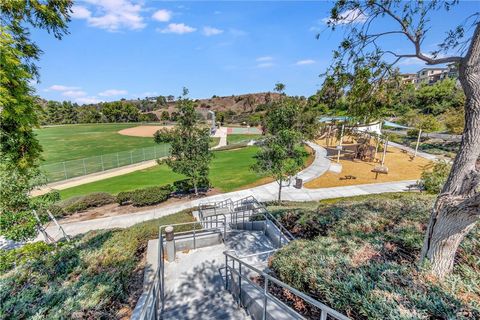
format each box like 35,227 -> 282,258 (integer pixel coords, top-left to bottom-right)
267,194 -> 479,319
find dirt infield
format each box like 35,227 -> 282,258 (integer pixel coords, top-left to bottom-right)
118,125 -> 173,137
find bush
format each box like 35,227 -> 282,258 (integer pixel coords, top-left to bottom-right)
173,178 -> 210,193
419,160 -> 451,194
47,204 -> 66,218
0,211 -> 196,319
116,191 -> 133,206
116,185 -> 174,207
269,194 -> 479,319
0,242 -> 55,273
61,192 -> 115,213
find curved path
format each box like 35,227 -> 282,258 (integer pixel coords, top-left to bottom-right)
38,142 -> 416,241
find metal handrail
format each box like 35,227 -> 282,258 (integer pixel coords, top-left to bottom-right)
231,197 -> 296,242
158,218 -> 228,317
223,250 -> 350,320
133,218 -> 228,320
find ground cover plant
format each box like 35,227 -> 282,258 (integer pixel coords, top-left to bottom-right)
0,211 -> 196,319
35,123 -> 165,164
267,194 -> 479,319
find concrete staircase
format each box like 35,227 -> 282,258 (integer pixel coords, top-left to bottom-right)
161,228 -> 276,319
132,196 -> 349,320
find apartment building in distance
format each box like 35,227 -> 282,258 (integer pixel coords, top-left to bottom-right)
400,63 -> 459,86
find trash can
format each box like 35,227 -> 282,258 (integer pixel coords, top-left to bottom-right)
295,177 -> 303,189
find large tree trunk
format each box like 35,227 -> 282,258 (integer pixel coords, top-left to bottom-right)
420,24 -> 480,278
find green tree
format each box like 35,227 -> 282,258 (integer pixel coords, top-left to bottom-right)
253,96 -> 315,202
274,82 -> 286,94
160,110 -> 170,121
443,107 -> 465,134
0,0 -> 72,241
154,90 -> 212,195
415,79 -> 465,115
323,1 -> 480,277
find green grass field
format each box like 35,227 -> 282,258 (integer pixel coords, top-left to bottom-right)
227,134 -> 262,145
59,146 -> 267,199
35,124 -> 163,165
36,124 -> 220,167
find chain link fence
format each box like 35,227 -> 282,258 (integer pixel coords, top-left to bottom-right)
40,144 -> 170,183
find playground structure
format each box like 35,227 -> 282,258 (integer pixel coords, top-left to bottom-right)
318,119 -> 396,180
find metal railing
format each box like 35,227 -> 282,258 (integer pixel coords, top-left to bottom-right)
232,196 -> 296,242
40,144 -> 170,183
134,218 -> 227,320
224,250 -> 350,320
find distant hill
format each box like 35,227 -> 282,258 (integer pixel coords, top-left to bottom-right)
152,92 -> 282,117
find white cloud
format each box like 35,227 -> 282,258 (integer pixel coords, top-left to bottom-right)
46,85 -> 80,92
62,90 -> 87,98
295,59 -> 316,65
398,57 -> 426,66
71,0 -> 145,32
158,23 -> 196,34
76,96 -> 102,105
152,9 -> 172,22
257,62 -> 275,68
229,28 -> 247,37
256,56 -> 273,62
322,8 -> 367,25
203,26 -> 223,36
98,89 -> 128,97
71,5 -> 91,19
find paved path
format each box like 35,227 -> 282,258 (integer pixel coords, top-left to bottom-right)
211,126 -> 228,149
388,141 -> 440,161
39,142 -> 417,240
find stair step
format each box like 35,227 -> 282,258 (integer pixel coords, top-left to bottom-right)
162,293 -> 250,320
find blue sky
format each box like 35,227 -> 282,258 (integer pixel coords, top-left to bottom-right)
32,0 -> 479,104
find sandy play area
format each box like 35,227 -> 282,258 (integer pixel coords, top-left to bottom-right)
305,137 -> 432,188
118,125 -> 173,137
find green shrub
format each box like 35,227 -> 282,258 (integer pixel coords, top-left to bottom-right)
116,185 -> 174,207
47,204 -> 66,218
0,211 -> 195,319
0,242 -> 55,273
173,178 -> 210,193
269,194 -> 479,319
130,187 -> 171,206
61,192 -> 115,213
116,191 -> 133,206
419,160 -> 451,194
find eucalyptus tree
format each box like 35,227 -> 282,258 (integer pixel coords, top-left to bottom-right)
322,0 -> 479,278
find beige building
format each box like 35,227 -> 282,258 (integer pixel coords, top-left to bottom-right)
416,67 -> 448,85
400,73 -> 417,85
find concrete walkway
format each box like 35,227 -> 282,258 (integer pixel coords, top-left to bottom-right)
388,141 -> 440,161
211,126 -> 228,149
39,141 -> 417,240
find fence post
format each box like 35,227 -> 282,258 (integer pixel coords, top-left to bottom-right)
63,161 -> 68,180
143,148 -> 146,161
130,151 -> 133,164
154,146 -> 157,159
100,155 -> 105,171
116,152 -> 120,167
82,159 -> 87,175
